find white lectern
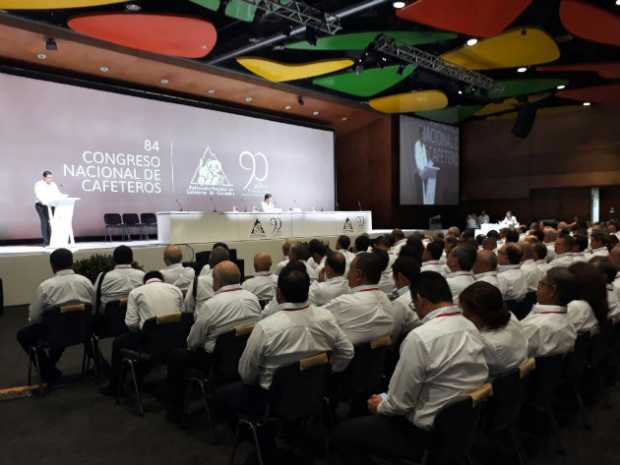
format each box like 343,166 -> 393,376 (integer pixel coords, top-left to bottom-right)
48,197 -> 79,248
420,166 -> 440,205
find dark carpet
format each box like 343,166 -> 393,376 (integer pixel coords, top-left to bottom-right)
1,306 -> 620,465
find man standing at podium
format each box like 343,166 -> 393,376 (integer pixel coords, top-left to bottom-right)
34,170 -> 63,246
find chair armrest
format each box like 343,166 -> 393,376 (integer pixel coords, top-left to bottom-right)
468,383 -> 493,406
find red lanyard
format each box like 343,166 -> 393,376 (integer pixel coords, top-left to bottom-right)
218,287 -> 241,293
435,311 -> 462,318
357,288 -> 379,292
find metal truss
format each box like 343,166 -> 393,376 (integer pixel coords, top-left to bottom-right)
374,34 -> 495,91
238,0 -> 342,35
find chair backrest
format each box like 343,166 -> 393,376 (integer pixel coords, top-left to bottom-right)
564,333 -> 591,384
589,333 -> 608,367
42,303 -> 93,350
140,213 -> 157,225
95,298 -> 128,339
485,368 -> 523,433
122,213 -> 140,225
427,384 -> 491,465
344,335 -> 392,393
268,352 -> 330,420
141,312 -> 193,360
533,353 -> 565,404
104,213 -> 122,226
210,324 -> 254,383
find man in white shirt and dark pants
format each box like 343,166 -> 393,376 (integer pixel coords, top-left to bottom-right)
34,170 -> 64,246
17,248 -> 95,383
160,245 -> 195,292
309,252 -> 350,306
93,245 -> 144,313
333,271 -> 489,465
242,252 -> 276,302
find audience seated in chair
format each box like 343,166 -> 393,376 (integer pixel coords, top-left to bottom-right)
159,245 -> 195,292
446,244 -> 476,304
474,249 -> 502,294
567,262 -> 609,336
184,246 -> 229,313
391,256 -> 422,338
241,252 -> 276,302
309,252 -> 350,306
498,243 -> 528,302
421,239 -> 446,275
94,245 -> 144,311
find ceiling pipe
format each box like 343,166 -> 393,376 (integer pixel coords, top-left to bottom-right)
207,0 -> 391,65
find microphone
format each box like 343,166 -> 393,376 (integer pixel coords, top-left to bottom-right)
357,200 -> 362,211
175,199 -> 184,212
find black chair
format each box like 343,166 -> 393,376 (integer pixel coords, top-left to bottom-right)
230,353 -> 331,465
582,332 -> 609,403
559,333 -> 591,429
140,213 -> 157,239
185,323 -> 254,441
93,298 -> 129,371
117,312 -> 193,416
104,213 -> 124,241
122,213 -> 143,241
27,303 -> 96,385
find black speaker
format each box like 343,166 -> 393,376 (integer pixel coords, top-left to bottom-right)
511,104 -> 537,138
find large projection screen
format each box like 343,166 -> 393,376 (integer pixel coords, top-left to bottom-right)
0,73 -> 335,240
399,115 -> 459,206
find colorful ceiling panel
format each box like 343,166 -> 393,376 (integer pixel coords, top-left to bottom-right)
416,105 -> 483,124
0,0 -> 125,8
312,64 -> 416,98
68,14 -> 217,58
396,0 -> 532,38
189,0 -> 220,10
369,90 -> 448,114
286,30 -> 457,51
237,57 -> 354,82
441,28 -> 560,70
476,92 -> 551,116
557,84 -> 620,104
560,0 -> 620,47
488,78 -> 568,100
538,63 -> 620,79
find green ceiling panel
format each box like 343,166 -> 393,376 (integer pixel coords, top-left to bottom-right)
225,0 -> 257,22
312,64 -> 416,98
287,30 -> 457,51
488,78 -> 569,100
415,105 -> 483,124
189,0 -> 220,11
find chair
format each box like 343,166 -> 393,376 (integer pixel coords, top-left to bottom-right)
582,332 -> 609,403
259,299 -> 270,310
117,312 -> 193,416
185,324 -> 254,441
230,352 -> 331,465
560,333 -> 591,429
93,298 -> 129,371
27,303 -> 96,385
514,292 -> 537,320
103,213 -> 124,241
140,213 -> 157,239
122,213 -> 143,241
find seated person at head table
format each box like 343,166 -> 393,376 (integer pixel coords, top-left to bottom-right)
159,245 -> 195,292
260,193 -> 281,213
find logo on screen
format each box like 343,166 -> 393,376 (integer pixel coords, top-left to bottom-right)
187,147 -> 235,197
343,218 -> 354,233
239,151 -> 269,197
250,218 -> 266,237
355,216 -> 367,229
270,217 -> 283,236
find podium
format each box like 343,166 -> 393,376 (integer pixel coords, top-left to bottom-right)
48,197 -> 79,248
420,166 -> 440,205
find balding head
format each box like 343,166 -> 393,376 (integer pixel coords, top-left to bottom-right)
212,261 -> 241,292
610,245 -> 620,269
498,243 -> 522,265
254,252 -> 272,273
163,245 -> 183,266
473,250 -> 498,274
543,227 -> 557,243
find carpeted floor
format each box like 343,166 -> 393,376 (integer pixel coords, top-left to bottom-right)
1,306 -> 620,465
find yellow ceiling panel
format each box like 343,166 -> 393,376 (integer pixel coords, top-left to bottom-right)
236,57 -> 354,82
441,27 -> 560,70
0,0 -> 126,8
369,90 -> 448,114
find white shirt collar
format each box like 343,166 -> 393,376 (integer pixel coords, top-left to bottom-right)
522,259 -> 535,265
591,247 -> 607,253
423,260 -> 441,265
535,259 -> 547,264
254,271 -> 272,277
115,264 -> 132,270
55,269 -> 75,277
352,284 -> 380,293
475,271 -> 497,278
447,270 -> 472,278
395,286 -> 409,297
532,304 -> 567,315
280,301 -> 310,311
215,284 -> 242,294
145,278 -> 163,285
421,305 -> 462,324
166,263 -> 183,270
498,264 -> 521,271
326,275 -> 347,283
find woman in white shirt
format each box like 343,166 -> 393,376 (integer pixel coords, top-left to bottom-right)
460,281 -> 528,376
567,262 -> 610,336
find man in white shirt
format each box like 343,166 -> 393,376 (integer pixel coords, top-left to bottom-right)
520,242 -> 543,293
543,228 -> 558,263
242,252 -> 276,302
533,242 -> 550,276
354,234 -> 371,254
34,170 -> 65,246
389,229 -> 407,257
521,268 -> 577,357
260,193 -> 281,212
478,211 -> 490,225
571,234 -> 589,263
160,245 -> 195,292
274,239 -> 294,275
549,234 -> 575,268
333,271 -> 488,465
17,248 -> 95,383
610,245 -> 620,296
290,243 -> 319,281
94,245 -> 144,312
307,239 -> 328,275
324,252 -> 394,345
309,252 -> 350,306
375,248 -> 396,295
473,249 -> 503,293
184,247 -> 230,313
446,244 -> 476,304
586,230 -> 609,261
336,235 -> 355,275
497,243 -> 528,301
391,256 -> 422,338
421,240 -> 446,275
502,210 -> 519,228
166,261 -> 261,420
101,271 -> 183,395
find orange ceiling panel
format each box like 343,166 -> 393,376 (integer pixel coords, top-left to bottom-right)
560,0 -> 620,46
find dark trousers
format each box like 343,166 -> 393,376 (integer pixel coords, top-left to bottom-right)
166,348 -> 212,415
109,331 -> 144,389
17,323 -> 65,382
332,415 -> 429,465
35,202 -> 52,246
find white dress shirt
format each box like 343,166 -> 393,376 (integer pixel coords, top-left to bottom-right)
421,260 -> 446,276
545,243 -> 556,263
160,263 -> 195,291
521,259 -> 543,292
474,271 -> 504,295
274,257 -> 289,275
548,253 -> 573,268
446,271 -> 475,304
309,275 -> 351,307
498,265 -> 528,301
125,279 -> 183,331
567,299 -> 599,335
478,316 -> 528,376
536,259 -> 550,277
238,302 -> 355,390
378,269 -> 396,295
390,239 -> 408,257
585,247 -> 609,261
570,252 -> 588,263
520,304 -> 577,357
184,266 -> 215,313
34,179 -> 63,206
324,285 -> 394,345
242,271 -> 276,302
28,269 -> 95,324
377,306 -> 488,430
607,284 -> 620,324
94,264 -> 145,307
187,285 -> 261,353
391,286 -> 420,336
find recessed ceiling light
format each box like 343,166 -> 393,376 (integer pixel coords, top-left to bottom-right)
245,96 -> 253,103
313,111 -> 320,116
616,0 -> 620,6
392,1 -> 406,8
457,90 -> 463,95
517,67 -> 527,73
556,84 -> 566,90
99,66 -> 109,73
160,79 -> 169,85
341,117 -> 348,121
125,3 -> 141,11
583,101 -> 591,106
36,53 -> 47,60
466,38 -> 478,47
207,89 -> 215,94
284,105 -> 292,110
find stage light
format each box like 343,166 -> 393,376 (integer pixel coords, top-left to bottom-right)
284,105 -> 292,110
517,67 -> 527,73
341,117 -> 348,121
616,0 -> 620,6
245,96 -> 253,103
99,66 -> 109,72
583,101 -> 591,106
313,111 -> 320,116
466,38 -> 478,47
556,84 -> 566,90
160,79 -> 169,85
207,89 -> 216,94
458,90 -> 463,95
125,3 -> 141,11
37,53 -> 47,60
393,1 -> 406,8
45,38 -> 57,51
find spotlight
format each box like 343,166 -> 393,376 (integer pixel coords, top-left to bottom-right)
517,67 -> 527,73
207,89 -> 216,94
466,38 -> 478,47
99,66 -> 109,72
160,79 -> 169,85
556,84 -> 566,90
313,111 -> 320,116
284,105 -> 292,110
37,53 -> 47,60
583,101 -> 591,106
298,95 -> 305,106
458,90 -> 463,95
125,3 -> 141,11
45,38 -> 57,51
393,1 -> 406,8
245,96 -> 253,103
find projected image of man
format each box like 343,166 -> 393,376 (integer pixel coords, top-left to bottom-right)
413,126 -> 440,205
34,170 -> 64,246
